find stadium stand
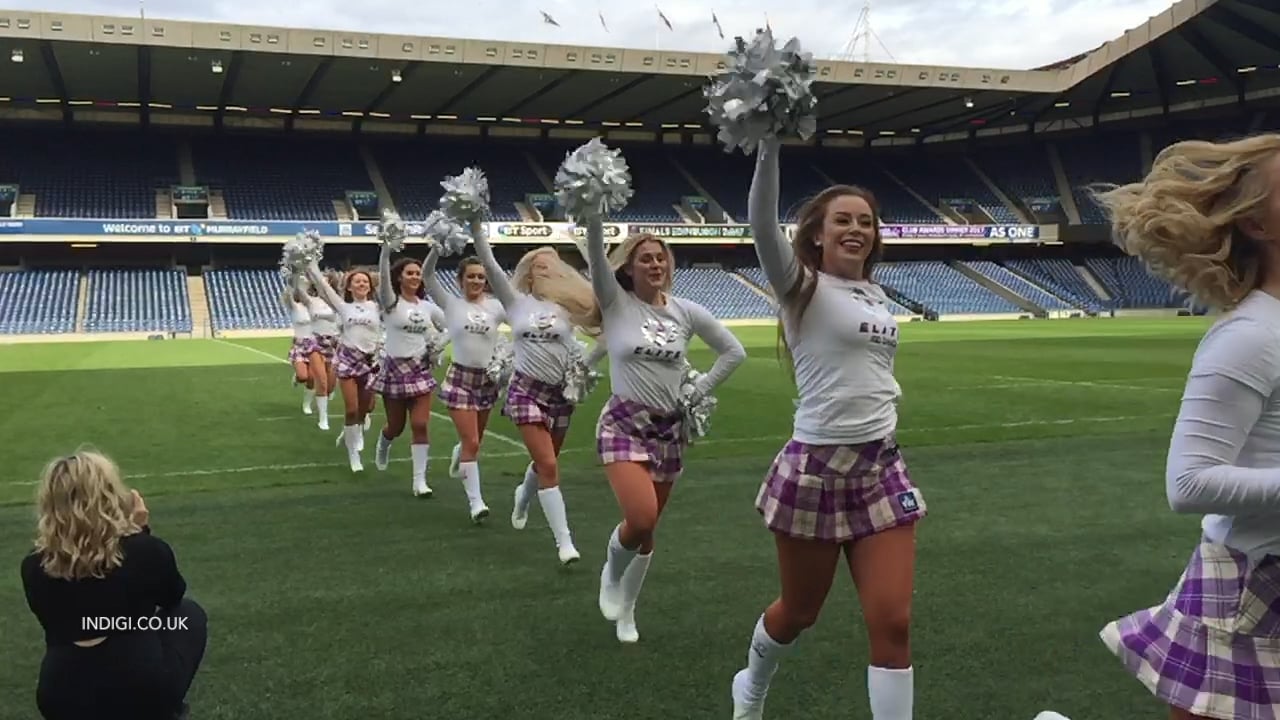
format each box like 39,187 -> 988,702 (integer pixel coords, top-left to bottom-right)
0,270 -> 79,335
82,269 -> 193,334
2,2 -> 1263,339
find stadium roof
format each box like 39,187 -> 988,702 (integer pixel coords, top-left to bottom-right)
0,0 -> 1278,140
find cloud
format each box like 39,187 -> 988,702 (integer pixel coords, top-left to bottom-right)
5,0 -> 1177,69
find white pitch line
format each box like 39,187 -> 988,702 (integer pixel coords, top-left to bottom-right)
989,375 -> 1182,393
2,413 -> 1167,486
218,336 -> 527,450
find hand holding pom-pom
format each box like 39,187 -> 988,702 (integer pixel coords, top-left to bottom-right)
554,138 -> 634,222
422,210 -> 471,257
380,209 -> 407,252
439,167 -> 490,222
561,340 -> 599,405
678,362 -> 718,442
703,27 -> 818,154
279,230 -> 325,279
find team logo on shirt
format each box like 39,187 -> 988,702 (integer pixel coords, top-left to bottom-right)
858,321 -> 898,347
640,318 -> 681,346
634,318 -> 683,362
522,311 -> 560,343
465,310 -> 492,335
849,286 -> 885,308
405,308 -> 429,334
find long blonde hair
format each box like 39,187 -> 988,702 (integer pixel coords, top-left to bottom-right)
512,246 -> 603,336
33,449 -> 143,581
607,233 -> 675,297
1089,134 -> 1280,310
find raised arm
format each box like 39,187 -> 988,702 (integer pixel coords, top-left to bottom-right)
584,215 -> 620,309
305,261 -> 344,311
421,244 -> 453,310
469,218 -> 517,308
377,242 -> 396,311
748,138 -> 802,296
686,303 -> 746,395
1166,318 -> 1280,514
428,302 -> 447,333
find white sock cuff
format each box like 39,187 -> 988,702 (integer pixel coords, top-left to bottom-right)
753,614 -> 791,650
867,665 -> 913,720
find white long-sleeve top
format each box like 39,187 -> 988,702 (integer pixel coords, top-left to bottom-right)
305,263 -> 382,354
1165,290 -> 1280,559
422,247 -> 508,368
307,293 -> 340,337
471,220 -> 586,385
377,244 -> 447,360
583,217 -> 745,412
749,139 -> 901,445
288,300 -> 312,340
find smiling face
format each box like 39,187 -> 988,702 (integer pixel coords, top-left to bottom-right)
817,193 -> 877,279
398,262 -> 422,295
459,261 -> 487,301
346,271 -> 371,301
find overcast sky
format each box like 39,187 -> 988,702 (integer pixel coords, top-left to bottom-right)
6,0 -> 1177,69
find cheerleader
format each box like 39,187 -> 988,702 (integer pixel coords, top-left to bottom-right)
584,216 -> 746,643
730,138 -> 926,720
281,279 -> 320,416
371,243 -> 448,497
1093,135 -> 1280,720
469,219 -> 602,564
304,261 -> 382,472
422,249 -> 506,523
304,276 -> 340,431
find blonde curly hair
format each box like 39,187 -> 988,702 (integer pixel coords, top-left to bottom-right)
33,449 -> 144,581
1089,133 -> 1280,310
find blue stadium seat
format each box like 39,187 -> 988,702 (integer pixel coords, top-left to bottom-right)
1002,259 -> 1107,312
0,269 -> 79,334
960,261 -> 1076,311
1085,256 -> 1185,308
82,269 -> 192,333
875,261 -> 1022,314
671,268 -> 775,319
205,269 -> 291,331
373,140 -> 543,223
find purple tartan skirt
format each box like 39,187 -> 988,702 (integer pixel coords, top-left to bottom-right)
596,394 -> 686,483
334,344 -> 378,384
1099,540 -> 1280,719
755,437 -> 925,543
501,370 -> 574,432
313,334 -> 339,361
439,363 -> 500,412
287,337 -> 318,364
370,354 -> 437,400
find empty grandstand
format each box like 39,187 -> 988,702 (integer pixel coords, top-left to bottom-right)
0,1 -> 1273,339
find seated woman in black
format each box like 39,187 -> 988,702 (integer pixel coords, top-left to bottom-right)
20,449 -> 207,720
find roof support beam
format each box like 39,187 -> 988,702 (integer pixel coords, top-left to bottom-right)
818,88 -> 924,128
1091,59 -> 1121,129
365,62 -> 415,115
431,65 -> 503,116
1148,43 -> 1169,116
293,58 -> 332,111
38,42 -> 70,123
213,51 -> 244,128
1176,24 -> 1243,104
628,84 -> 700,123
499,70 -> 577,117
1206,4 -> 1280,58
138,45 -> 152,128
564,75 -> 650,119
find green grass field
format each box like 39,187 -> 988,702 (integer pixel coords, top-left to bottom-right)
0,318 -> 1215,719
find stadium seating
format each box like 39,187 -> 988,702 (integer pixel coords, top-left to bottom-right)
887,154 -> 1020,223
875,261 -> 1023,315
191,135 -> 373,221
530,141 -> 698,223
1085,256 -> 1185,309
735,264 -> 914,316
373,140 -> 538,222
204,269 -> 290,331
1002,259 -> 1108,312
971,145 -> 1059,215
671,268 -> 776,319
0,270 -> 79,334
960,261 -> 1076,311
83,269 -> 192,333
1057,133 -> 1142,225
0,130 -> 177,218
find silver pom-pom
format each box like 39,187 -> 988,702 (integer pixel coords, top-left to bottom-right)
703,27 -> 818,154
485,336 -> 514,387
423,330 -> 449,367
439,167 -> 490,221
422,210 -> 471,257
553,138 -> 634,222
561,340 -> 600,405
679,362 -> 718,442
279,230 -> 324,279
380,209 -> 407,252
